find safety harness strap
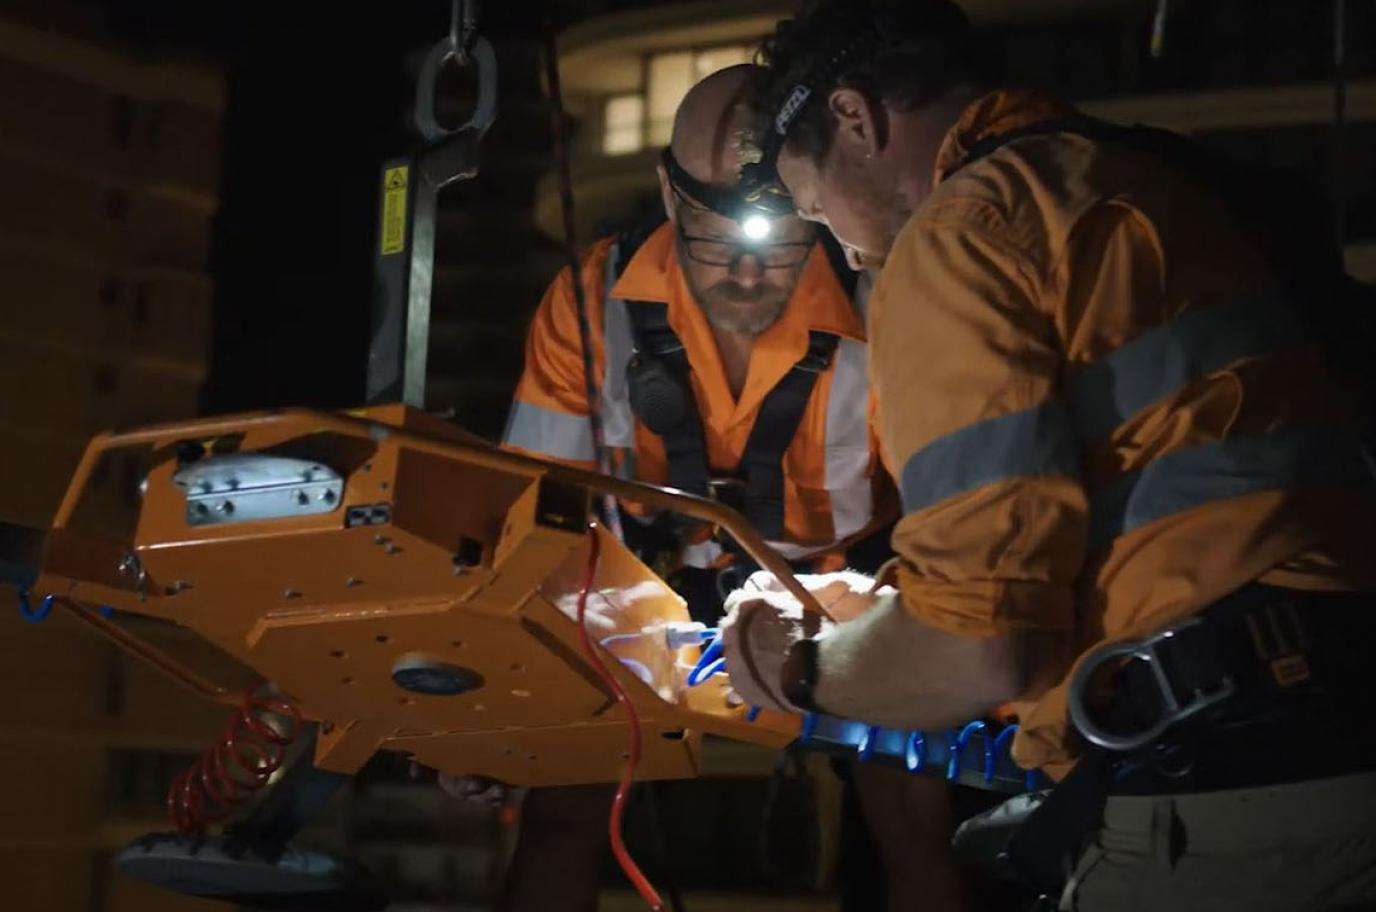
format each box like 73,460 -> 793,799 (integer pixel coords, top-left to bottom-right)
624,299 -> 711,499
611,223 -> 839,538
739,330 -> 839,538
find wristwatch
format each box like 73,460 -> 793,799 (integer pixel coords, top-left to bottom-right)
780,637 -> 821,714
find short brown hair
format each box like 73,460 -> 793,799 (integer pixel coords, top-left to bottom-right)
750,0 -> 979,166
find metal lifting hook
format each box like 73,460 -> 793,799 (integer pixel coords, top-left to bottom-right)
413,0 -> 497,146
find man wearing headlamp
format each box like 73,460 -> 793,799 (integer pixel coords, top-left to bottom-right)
505,64 -> 890,602
484,63 -> 967,912
722,1 -> 1376,909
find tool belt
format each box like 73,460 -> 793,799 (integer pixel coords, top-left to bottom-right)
992,584 -> 1376,898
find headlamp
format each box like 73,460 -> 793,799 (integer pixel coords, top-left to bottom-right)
661,147 -> 783,242
736,23 -> 898,218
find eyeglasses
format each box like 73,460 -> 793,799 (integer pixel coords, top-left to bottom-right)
676,229 -> 814,268
672,191 -> 814,268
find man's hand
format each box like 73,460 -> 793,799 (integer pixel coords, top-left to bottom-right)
719,571 -> 889,712
437,773 -> 510,808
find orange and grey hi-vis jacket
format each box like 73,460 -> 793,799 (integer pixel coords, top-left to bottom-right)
504,221 -> 889,562
870,89 -> 1376,774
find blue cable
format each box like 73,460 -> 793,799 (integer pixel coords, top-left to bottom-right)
800,712 -> 819,744
616,657 -> 655,686
988,724 -> 1019,784
18,591 -> 54,624
856,725 -> 881,762
947,720 -> 986,781
685,632 -> 725,686
745,705 -> 761,722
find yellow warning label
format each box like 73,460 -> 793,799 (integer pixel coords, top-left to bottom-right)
380,165 -> 409,255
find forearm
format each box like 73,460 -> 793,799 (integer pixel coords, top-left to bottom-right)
811,592 -> 1032,730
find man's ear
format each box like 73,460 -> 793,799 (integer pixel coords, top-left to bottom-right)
827,87 -> 886,157
656,162 -> 677,224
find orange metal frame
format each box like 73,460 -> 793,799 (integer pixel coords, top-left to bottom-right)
34,405 -> 813,786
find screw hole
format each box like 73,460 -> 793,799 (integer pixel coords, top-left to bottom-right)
450,640 -> 464,649
375,634 -> 390,644
341,676 -> 354,685
509,662 -> 524,673
329,650 -> 346,659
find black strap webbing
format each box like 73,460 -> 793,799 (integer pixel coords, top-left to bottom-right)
625,300 -> 711,499
622,298 -> 838,538
613,221 -> 844,539
738,330 -> 839,538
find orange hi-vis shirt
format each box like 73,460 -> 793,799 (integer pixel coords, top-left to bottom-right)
504,222 -> 883,559
871,90 -> 1376,774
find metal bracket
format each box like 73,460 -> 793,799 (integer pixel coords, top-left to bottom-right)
367,24 -> 498,408
174,454 -> 343,526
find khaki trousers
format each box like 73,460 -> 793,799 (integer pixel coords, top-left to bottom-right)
1059,771 -> 1376,911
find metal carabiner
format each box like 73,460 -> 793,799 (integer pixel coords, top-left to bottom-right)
1067,617 -> 1236,752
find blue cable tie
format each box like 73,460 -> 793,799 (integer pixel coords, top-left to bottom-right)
987,724 -> 1020,784
947,720 -> 986,781
745,705 -> 761,722
800,712 -> 819,744
856,726 -> 882,762
904,731 -> 927,773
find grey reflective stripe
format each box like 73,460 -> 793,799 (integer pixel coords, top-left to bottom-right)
853,270 -> 872,322
900,400 -> 1082,514
502,401 -> 596,462
1088,426 -> 1376,548
600,243 -> 637,450
825,337 -> 873,539
1070,292 -> 1307,443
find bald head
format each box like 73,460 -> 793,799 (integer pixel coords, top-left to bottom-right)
670,63 -> 757,187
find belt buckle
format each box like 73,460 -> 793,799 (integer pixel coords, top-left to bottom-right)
1068,617 -> 1238,752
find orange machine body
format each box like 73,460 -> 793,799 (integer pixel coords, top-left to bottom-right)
33,404 -> 800,787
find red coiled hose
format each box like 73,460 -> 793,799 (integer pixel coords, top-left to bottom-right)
168,688 -> 302,836
574,525 -> 666,911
